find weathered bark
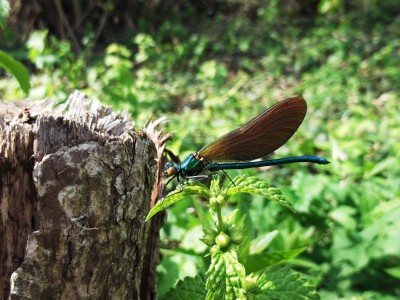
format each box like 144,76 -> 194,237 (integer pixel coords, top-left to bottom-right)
0,91 -> 165,299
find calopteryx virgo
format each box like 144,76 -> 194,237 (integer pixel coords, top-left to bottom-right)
164,96 -> 329,185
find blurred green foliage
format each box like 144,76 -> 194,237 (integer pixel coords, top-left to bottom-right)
1,0 -> 399,299
0,0 -> 9,28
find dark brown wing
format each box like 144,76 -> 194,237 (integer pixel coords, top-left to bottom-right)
198,96 -> 307,162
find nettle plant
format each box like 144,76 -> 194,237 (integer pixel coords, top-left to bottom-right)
146,175 -> 320,300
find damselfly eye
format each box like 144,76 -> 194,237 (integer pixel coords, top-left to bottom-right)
164,162 -> 176,177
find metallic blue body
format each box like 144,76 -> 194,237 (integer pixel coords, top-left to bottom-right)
172,155 -> 329,179
206,155 -> 329,171
175,154 -> 205,177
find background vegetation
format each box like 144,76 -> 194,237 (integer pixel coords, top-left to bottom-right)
1,0 -> 399,299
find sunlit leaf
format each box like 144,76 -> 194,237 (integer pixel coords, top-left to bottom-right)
245,248 -> 307,273
145,181 -> 209,221
249,230 -> 279,254
384,266 -> 400,279
0,50 -> 30,95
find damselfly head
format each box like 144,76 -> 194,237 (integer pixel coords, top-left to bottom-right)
164,162 -> 177,177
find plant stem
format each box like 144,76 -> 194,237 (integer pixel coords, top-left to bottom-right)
216,204 -> 224,231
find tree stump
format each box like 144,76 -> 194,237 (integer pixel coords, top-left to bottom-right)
0,91 -> 165,299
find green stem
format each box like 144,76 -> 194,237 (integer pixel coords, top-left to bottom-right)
216,204 -> 224,231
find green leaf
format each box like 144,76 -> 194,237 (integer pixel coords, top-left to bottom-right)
318,0 -> 342,14
384,266 -> 400,279
27,30 -> 48,62
227,175 -> 295,213
255,266 -> 320,300
206,249 -> 246,300
145,181 -> 209,221
157,256 -> 182,298
0,0 -> 10,28
0,50 -> 30,96
364,157 -> 398,179
245,248 -> 307,273
330,205 -> 357,230
133,33 -> 156,63
163,276 -> 206,300
249,230 -> 279,254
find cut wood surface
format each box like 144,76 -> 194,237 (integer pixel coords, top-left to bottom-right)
0,91 -> 165,299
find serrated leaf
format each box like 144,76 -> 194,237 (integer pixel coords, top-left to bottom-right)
227,175 -> 295,212
249,230 -> 279,254
228,174 -> 255,187
206,249 -> 246,300
163,276 -> 206,300
0,50 -> 30,95
255,266 -> 319,300
146,181 -> 209,221
245,248 -> 306,273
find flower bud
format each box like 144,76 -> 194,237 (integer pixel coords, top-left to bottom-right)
215,232 -> 230,249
